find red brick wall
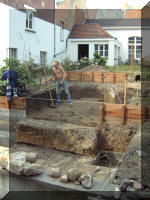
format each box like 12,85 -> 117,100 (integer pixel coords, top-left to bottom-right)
124,9 -> 141,18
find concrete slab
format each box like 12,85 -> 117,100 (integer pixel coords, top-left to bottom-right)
0,109 -> 26,122
0,131 -> 9,147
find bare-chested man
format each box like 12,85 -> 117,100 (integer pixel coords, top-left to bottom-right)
48,60 -> 72,105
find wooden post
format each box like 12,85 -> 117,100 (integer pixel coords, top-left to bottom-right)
121,105 -> 125,127
124,74 -> 127,105
44,67 -> 47,84
68,71 -> 70,81
102,72 -> 104,83
100,103 -> 104,134
131,44 -> 133,73
81,72 -> 84,82
92,72 -> 94,82
113,73 -> 115,84
39,73 -> 42,85
6,100 -> 10,109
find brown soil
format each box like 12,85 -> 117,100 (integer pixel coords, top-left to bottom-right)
28,98 -> 100,127
73,65 -> 110,73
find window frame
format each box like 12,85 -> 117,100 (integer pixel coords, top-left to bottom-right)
40,51 -> 47,66
94,44 -> 109,59
128,36 -> 142,60
6,48 -> 17,59
60,20 -> 64,42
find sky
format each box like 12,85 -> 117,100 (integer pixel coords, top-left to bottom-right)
86,0 -> 149,9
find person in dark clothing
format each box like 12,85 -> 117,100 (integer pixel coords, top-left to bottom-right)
1,69 -> 18,101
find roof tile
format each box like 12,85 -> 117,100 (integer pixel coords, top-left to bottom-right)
68,24 -> 113,39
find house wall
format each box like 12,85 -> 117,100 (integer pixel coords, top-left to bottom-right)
104,28 -> 141,63
67,39 -> 118,66
0,3 -> 10,65
0,3 -> 70,66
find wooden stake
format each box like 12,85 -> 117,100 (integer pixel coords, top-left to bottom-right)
39,73 -> 42,85
68,71 -> 70,81
121,105 -> 125,127
81,72 -> 84,82
124,74 -> 127,105
100,103 -> 104,134
44,67 -> 47,84
92,72 -> 94,82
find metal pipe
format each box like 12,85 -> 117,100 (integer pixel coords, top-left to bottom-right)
54,0 -> 56,59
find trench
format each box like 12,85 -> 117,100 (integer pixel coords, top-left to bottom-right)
25,84 -> 138,166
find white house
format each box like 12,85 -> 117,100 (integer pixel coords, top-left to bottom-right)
67,24 -> 121,66
1,1 -> 148,67
0,2 -> 70,66
85,18 -> 143,65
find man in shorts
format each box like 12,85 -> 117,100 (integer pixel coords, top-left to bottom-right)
47,60 -> 72,106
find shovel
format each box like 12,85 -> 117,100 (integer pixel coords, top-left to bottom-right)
44,67 -> 57,108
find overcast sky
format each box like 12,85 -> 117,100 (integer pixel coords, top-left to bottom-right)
86,0 -> 149,9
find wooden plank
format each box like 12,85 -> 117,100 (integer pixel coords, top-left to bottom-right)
124,74 -> 127,105
100,103 -> 104,134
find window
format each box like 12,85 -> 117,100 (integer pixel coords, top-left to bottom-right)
94,44 -> 108,58
6,48 -> 17,59
26,9 -> 35,29
60,20 -> 64,41
128,36 -> 142,60
40,51 -> 47,66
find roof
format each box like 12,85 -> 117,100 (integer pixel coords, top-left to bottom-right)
96,9 -> 124,19
85,18 -> 142,27
0,0 -> 54,9
68,24 -> 113,39
87,9 -> 99,19
124,9 -> 141,18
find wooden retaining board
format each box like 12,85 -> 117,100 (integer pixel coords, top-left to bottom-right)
0,96 -> 26,110
100,103 -> 150,127
66,72 -> 127,83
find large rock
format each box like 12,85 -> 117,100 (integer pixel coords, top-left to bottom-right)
67,169 -> 81,182
49,167 -> 61,178
23,163 -> 42,176
16,119 -> 100,156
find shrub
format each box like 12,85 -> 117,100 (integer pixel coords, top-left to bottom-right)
0,58 -> 35,94
93,52 -> 106,66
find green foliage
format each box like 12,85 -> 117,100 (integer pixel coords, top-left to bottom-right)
0,58 -> 36,94
93,52 -> 106,66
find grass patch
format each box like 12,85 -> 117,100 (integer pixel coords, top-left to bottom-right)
106,65 -> 141,74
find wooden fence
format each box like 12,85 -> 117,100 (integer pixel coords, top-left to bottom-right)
66,71 -> 128,104
0,96 -> 26,110
99,103 -> 150,133
66,72 -> 127,84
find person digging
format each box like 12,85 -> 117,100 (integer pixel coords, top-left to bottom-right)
47,61 -> 72,106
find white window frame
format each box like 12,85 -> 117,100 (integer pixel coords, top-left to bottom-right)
94,44 -> 108,59
60,20 -> 64,42
24,5 -> 36,31
128,36 -> 142,60
6,48 -> 17,59
40,51 -> 47,66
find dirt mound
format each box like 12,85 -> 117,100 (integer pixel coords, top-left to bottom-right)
74,65 -> 110,73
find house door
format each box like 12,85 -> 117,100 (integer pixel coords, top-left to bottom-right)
78,44 -> 89,60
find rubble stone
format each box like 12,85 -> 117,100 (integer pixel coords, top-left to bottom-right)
80,174 -> 93,189
60,174 -> 68,183
23,163 -> 42,176
67,169 -> 81,182
49,167 -> 61,178
25,152 -> 38,163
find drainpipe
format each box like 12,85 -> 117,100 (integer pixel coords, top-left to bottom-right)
54,0 -> 56,60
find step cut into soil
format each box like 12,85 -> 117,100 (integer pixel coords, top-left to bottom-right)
16,119 -> 100,157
